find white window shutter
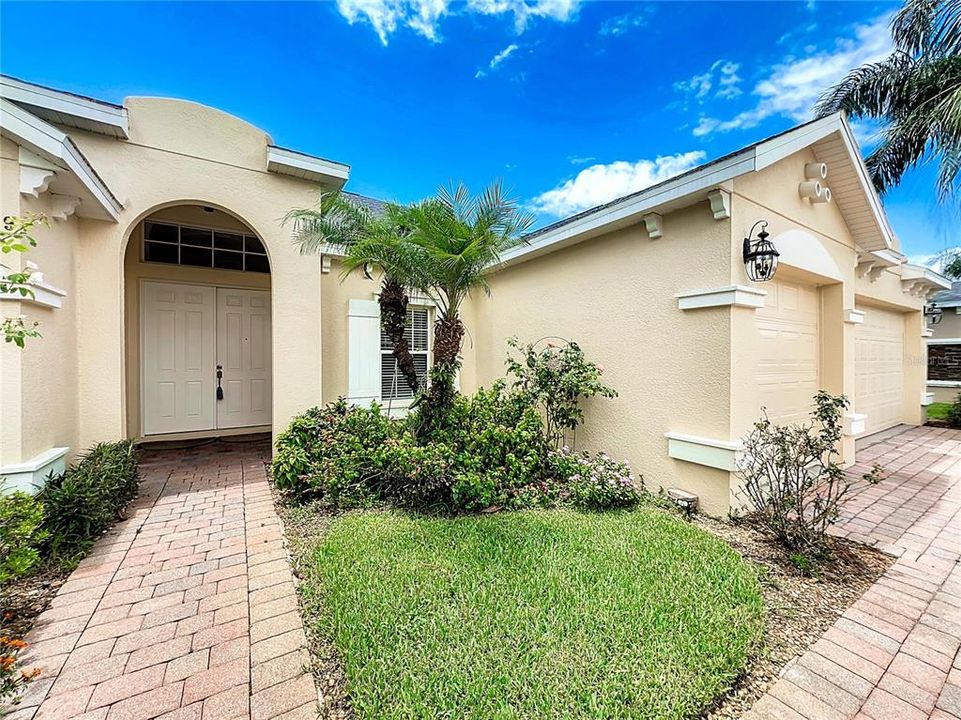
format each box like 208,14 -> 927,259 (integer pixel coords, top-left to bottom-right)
348,299 -> 381,405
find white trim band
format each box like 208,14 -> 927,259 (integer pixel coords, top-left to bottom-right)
843,412 -> 868,436
0,280 -> 67,309
844,309 -> 866,324
0,446 -> 68,495
927,380 -> 961,388
676,285 -> 767,310
665,432 -> 742,471
926,338 -> 961,345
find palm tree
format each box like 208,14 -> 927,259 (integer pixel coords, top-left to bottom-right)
400,181 -> 534,430
286,193 -> 427,394
815,0 -> 961,198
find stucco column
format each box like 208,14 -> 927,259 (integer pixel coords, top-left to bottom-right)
819,283 -> 855,463
75,219 -> 126,449
903,310 -> 924,426
265,231 -> 323,442
0,138 -> 25,465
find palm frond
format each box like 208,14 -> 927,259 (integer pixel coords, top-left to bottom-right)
815,52 -> 917,118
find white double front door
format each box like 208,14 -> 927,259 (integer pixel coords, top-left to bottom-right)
142,281 -> 271,436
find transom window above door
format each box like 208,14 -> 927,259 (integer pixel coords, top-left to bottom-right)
143,220 -> 270,274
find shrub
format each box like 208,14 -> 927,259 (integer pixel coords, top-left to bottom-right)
370,435 -> 454,508
506,337 -> 617,448
549,448 -> 644,510
273,399 -> 397,505
436,382 -> 550,498
37,441 -> 139,567
0,492 -> 46,585
947,392 -> 961,428
736,391 -> 883,554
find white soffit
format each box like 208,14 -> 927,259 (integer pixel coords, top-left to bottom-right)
0,99 -> 122,222
496,113 -> 894,269
0,75 -> 128,139
267,146 -> 350,188
902,263 -> 952,290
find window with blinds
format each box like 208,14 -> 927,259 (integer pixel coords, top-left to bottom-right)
381,308 -> 430,400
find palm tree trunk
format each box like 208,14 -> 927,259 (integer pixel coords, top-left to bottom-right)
414,314 -> 464,440
378,276 -> 420,394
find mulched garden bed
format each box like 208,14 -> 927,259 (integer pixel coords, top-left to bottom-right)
695,514 -> 893,719
275,490 -> 891,720
0,566 -> 71,650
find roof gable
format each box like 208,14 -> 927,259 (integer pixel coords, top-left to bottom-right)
499,114 -> 895,268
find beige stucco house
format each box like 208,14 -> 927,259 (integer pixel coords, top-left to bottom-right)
0,75 -> 949,515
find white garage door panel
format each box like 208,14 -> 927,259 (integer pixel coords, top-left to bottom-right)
756,280 -> 820,426
855,306 -> 904,435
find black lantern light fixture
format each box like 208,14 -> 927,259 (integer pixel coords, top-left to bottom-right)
925,302 -> 944,325
743,220 -> 779,282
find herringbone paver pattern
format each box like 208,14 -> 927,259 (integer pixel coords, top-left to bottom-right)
4,440 -> 317,720
747,426 -> 961,720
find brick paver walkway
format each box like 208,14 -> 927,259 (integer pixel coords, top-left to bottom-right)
5,440 -> 317,720
747,426 -> 961,720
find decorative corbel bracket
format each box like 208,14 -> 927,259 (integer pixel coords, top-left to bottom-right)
321,255 -> 332,274
642,212 -> 663,239
20,165 -> 55,198
18,148 -> 59,199
707,188 -> 731,220
49,195 -> 81,221
856,259 -> 875,279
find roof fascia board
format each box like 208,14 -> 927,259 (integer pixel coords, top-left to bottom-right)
496,152 -> 756,268
1,75 -> 128,139
0,99 -> 122,221
753,114 -> 843,171
267,146 -> 349,187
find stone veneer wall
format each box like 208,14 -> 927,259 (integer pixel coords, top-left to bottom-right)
928,344 -> 961,380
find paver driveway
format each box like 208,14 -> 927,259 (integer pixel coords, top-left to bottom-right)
747,426 -> 961,720
5,439 -> 317,720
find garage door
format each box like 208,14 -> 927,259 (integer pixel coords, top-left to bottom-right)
756,280 -> 820,425
855,306 -> 904,435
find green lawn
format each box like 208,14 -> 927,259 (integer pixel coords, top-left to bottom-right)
928,402 -> 951,421
302,509 -> 764,719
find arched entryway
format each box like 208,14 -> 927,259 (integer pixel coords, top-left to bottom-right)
123,203 -> 273,439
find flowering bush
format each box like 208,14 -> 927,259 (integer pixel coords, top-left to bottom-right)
273,339 -> 639,514
548,448 -> 644,510
506,337 -> 617,448
737,391 -> 883,554
0,635 -> 39,701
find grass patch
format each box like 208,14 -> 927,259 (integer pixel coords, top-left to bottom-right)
928,402 -> 951,422
304,509 -> 764,719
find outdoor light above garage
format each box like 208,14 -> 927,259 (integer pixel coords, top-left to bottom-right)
925,302 -> 944,325
743,220 -> 779,282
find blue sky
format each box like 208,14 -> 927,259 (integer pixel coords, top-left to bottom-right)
1,0 -> 956,261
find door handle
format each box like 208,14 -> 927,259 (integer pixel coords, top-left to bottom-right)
216,364 -> 224,400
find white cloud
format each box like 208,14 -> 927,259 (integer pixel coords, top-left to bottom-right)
674,60 -> 742,103
567,155 -> 595,165
693,13 -> 893,137
475,43 -> 520,78
599,11 -> 650,37
336,0 -> 579,44
530,151 -> 707,217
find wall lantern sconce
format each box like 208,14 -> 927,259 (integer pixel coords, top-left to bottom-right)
925,302 -> 944,325
743,220 -> 779,282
